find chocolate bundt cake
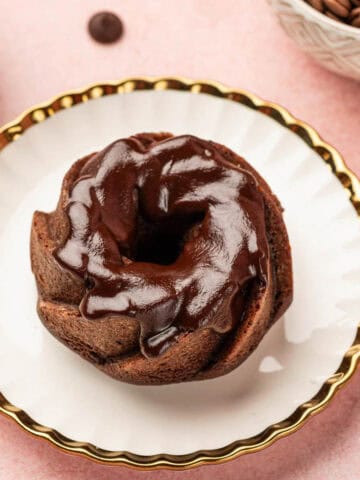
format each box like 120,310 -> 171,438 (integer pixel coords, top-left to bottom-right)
31,133 -> 293,385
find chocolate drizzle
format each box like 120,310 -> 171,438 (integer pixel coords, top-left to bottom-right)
55,135 -> 269,357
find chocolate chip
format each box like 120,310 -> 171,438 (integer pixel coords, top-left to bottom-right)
305,0 -> 360,26
349,6 -> 360,25
323,0 -> 352,17
307,0 -> 325,12
88,11 -> 123,44
325,9 -> 343,19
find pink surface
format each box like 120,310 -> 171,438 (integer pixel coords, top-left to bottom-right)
0,0 -> 359,478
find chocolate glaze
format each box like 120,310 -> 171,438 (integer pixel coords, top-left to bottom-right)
55,135 -> 269,357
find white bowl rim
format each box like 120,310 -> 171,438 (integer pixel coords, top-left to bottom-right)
285,0 -> 360,38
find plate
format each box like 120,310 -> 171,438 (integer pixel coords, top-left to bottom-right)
0,77 -> 359,470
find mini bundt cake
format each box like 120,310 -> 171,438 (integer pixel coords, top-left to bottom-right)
31,132 -> 293,385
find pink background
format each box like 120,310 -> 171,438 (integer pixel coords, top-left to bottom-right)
0,0 -> 359,478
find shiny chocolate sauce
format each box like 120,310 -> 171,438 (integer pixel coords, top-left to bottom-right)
55,135 -> 269,357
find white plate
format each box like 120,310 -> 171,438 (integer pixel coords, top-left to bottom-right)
0,82 -> 359,464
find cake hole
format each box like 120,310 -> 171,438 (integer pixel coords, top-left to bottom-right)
84,276 -> 95,290
124,212 -> 205,266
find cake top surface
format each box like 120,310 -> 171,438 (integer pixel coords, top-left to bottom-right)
55,134 -> 269,357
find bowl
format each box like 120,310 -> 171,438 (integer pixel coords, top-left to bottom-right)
268,0 -> 360,81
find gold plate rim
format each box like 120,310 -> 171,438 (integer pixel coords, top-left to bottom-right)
0,76 -> 359,470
